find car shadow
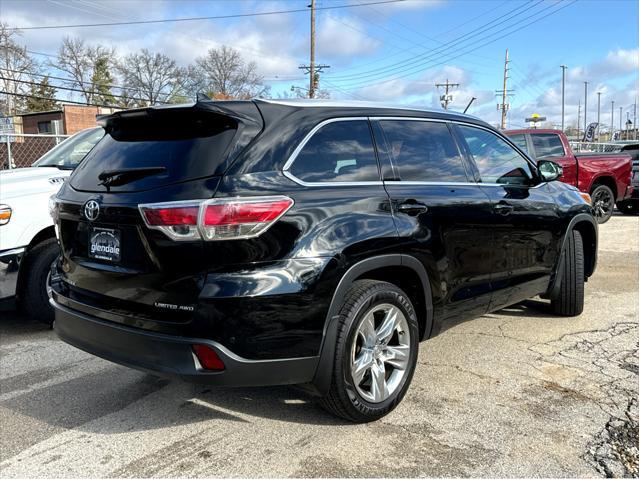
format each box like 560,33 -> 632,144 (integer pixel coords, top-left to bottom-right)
439,298 -> 556,335
491,298 -> 556,318
0,310 -> 347,436
0,307 -> 52,336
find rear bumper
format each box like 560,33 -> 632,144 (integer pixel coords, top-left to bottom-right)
51,298 -> 319,387
0,247 -> 26,300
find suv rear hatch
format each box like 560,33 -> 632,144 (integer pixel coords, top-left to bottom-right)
53,101 -> 263,331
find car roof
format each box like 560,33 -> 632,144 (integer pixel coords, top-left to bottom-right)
257,98 -> 483,120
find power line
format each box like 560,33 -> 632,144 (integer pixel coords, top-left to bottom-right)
0,75 -> 168,105
333,0 -> 552,87
8,0 -> 408,31
0,67 -> 155,97
0,90 -> 122,109
328,1 -> 539,82
334,0 -> 576,93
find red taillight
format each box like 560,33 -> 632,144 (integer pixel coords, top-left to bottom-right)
192,344 -> 225,370
203,200 -> 293,226
138,196 -> 293,241
142,206 -> 199,226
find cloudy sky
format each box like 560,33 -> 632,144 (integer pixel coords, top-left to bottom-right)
1,0 -> 638,130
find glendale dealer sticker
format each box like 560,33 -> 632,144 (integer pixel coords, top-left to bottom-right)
89,228 -> 121,262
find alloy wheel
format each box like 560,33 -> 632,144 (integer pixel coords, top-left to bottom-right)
349,303 -> 411,403
592,187 -> 613,221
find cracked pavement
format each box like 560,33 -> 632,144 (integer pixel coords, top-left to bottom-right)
1,214 -> 637,477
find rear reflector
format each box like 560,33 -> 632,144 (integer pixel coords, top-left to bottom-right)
192,344 -> 225,371
139,196 -> 293,241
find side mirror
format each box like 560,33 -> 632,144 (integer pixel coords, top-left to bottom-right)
538,160 -> 563,182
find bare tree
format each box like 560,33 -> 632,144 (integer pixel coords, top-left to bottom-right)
0,23 -> 38,115
191,46 -> 268,100
53,37 -> 115,104
117,49 -> 185,105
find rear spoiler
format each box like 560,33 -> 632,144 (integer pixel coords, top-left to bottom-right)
97,99 -> 263,130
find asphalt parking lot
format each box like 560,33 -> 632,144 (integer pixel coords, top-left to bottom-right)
0,214 -> 637,478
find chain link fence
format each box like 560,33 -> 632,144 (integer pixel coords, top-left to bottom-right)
569,141 -> 621,153
1,134 -> 70,169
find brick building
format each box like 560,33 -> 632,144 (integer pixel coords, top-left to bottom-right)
17,104 -> 120,135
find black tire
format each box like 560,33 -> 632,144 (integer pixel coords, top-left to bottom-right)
590,184 -> 615,224
616,200 -> 638,215
21,238 -> 59,325
551,230 -> 584,316
318,279 -> 419,423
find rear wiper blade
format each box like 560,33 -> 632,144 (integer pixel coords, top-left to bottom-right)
98,167 -> 166,190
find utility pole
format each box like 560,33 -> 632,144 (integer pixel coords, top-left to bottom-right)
309,0 -> 315,98
435,79 -> 460,110
583,81 -> 589,133
560,65 -> 567,131
619,106 -> 623,132
577,100 -> 581,139
597,92 -> 601,140
496,49 -> 514,129
298,0 -> 330,98
611,100 -> 615,140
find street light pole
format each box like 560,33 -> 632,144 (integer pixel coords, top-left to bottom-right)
583,81 -> 589,133
596,92 -> 601,140
560,65 -> 567,131
634,99 -> 637,141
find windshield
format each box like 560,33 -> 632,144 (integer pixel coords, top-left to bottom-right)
33,127 -> 105,169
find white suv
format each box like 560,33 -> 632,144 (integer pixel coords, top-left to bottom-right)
0,127 -> 104,323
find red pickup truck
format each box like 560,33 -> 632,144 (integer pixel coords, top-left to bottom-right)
505,129 -> 633,223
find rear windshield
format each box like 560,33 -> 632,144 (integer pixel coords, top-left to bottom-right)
70,108 -> 238,192
530,133 -> 565,158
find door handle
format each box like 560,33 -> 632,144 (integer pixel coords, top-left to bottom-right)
397,201 -> 428,215
494,203 -> 514,215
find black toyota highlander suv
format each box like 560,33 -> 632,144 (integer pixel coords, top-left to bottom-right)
49,99 -> 597,422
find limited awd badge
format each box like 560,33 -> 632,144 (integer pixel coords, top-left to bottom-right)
154,302 -> 195,312
84,200 -> 100,221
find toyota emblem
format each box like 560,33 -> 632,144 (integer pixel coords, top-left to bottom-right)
84,200 -> 100,221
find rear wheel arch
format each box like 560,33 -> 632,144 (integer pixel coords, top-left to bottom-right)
311,254 -> 433,396
571,219 -> 597,278
27,226 -> 56,250
590,175 -> 617,199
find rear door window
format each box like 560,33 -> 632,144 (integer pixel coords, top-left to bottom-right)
530,133 -> 566,158
288,120 -> 380,183
508,134 -> 529,154
378,120 -> 467,182
70,109 -> 238,192
458,125 -> 535,186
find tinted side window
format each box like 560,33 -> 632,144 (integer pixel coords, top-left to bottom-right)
531,133 -> 565,158
509,134 -> 529,154
289,120 -> 379,183
379,120 -> 467,182
458,125 -> 534,185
